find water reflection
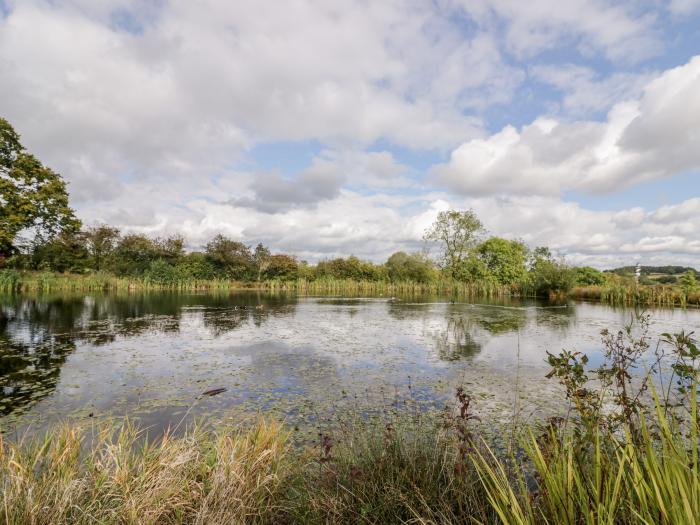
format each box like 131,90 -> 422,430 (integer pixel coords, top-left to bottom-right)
433,315 -> 482,361
1,292 -> 699,435
0,292 -> 296,417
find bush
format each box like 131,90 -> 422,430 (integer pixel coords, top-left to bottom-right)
573,266 -> 607,286
175,252 -> 218,280
385,252 -> 436,283
529,252 -> 575,296
144,259 -> 180,285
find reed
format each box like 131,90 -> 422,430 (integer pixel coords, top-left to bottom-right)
0,270 -> 521,298
267,277 -> 519,298
0,419 -> 293,525
572,283 -> 700,307
474,384 -> 700,525
4,392 -> 698,524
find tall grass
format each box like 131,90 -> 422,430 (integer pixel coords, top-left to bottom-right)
5,390 -> 698,524
272,277 -> 518,298
1,419 -> 292,525
573,283 -> 700,307
474,385 -> 700,524
0,270 -> 520,298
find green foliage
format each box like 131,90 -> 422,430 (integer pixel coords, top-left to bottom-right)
144,258 -> 181,285
476,237 -> 528,285
572,265 -> 607,286
174,252 -> 218,280
205,234 -> 254,279
655,274 -> 678,284
385,251 -> 436,283
83,225 -> 120,271
679,269 -> 698,294
609,265 -> 696,276
0,117 -> 81,259
316,256 -> 387,281
109,234 -> 165,276
528,247 -> 575,296
478,322 -> 700,525
424,209 -> 485,279
0,269 -> 21,291
263,254 -> 299,280
30,232 -> 89,273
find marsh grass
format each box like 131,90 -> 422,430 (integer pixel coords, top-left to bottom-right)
474,385 -> 700,525
573,283 -> 700,307
0,270 -> 519,298
0,419 -> 293,525
3,388 -> 700,524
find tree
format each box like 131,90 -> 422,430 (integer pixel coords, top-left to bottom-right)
205,234 -> 254,279
0,118 -> 80,261
175,252 -> 217,280
424,209 -> 485,280
253,243 -> 272,281
573,266 -> 607,286
476,237 -> 529,285
110,234 -> 164,276
30,231 -> 89,273
264,254 -> 299,280
84,225 -> 120,271
529,247 -> 575,296
385,251 -> 436,283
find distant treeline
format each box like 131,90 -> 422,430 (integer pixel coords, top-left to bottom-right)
4,208 -> 700,301
1,221 -> 603,296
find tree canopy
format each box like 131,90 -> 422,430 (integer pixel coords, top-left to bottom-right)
0,118 -> 80,260
423,209 -> 485,280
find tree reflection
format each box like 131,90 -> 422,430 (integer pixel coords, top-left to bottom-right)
433,315 -> 482,361
473,307 -> 527,334
0,291 -> 297,418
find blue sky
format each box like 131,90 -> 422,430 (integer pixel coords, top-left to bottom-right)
0,0 -> 699,267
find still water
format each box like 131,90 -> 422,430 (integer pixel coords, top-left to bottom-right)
1,291 -> 699,435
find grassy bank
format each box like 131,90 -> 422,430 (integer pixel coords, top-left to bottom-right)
2,388 -> 698,524
573,283 -> 700,307
4,270 -> 700,308
0,270 -> 519,298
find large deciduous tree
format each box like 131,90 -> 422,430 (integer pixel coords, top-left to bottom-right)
476,237 -> 529,285
0,118 -> 80,262
424,209 -> 485,280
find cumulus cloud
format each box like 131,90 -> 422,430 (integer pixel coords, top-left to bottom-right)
0,0 -> 698,267
434,55 -> 700,196
230,160 -> 345,214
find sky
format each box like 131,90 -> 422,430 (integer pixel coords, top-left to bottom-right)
0,0 -> 699,268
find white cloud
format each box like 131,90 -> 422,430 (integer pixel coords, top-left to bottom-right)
668,0 -> 700,16
530,64 -> 654,116
0,0 -> 698,267
434,55 -> 700,196
454,0 -> 661,62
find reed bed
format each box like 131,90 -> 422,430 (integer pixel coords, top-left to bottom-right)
573,283 -> 700,307
0,270 -> 252,293
270,277 -> 518,298
0,270 -> 518,298
0,419 -> 293,525
476,387 -> 700,525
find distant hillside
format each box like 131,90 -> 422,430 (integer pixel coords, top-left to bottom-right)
606,266 -> 697,275
605,265 -> 699,285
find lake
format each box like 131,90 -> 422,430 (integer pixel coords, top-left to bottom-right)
2,291 -> 699,438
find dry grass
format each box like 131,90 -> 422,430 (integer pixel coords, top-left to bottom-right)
0,419 -> 292,525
